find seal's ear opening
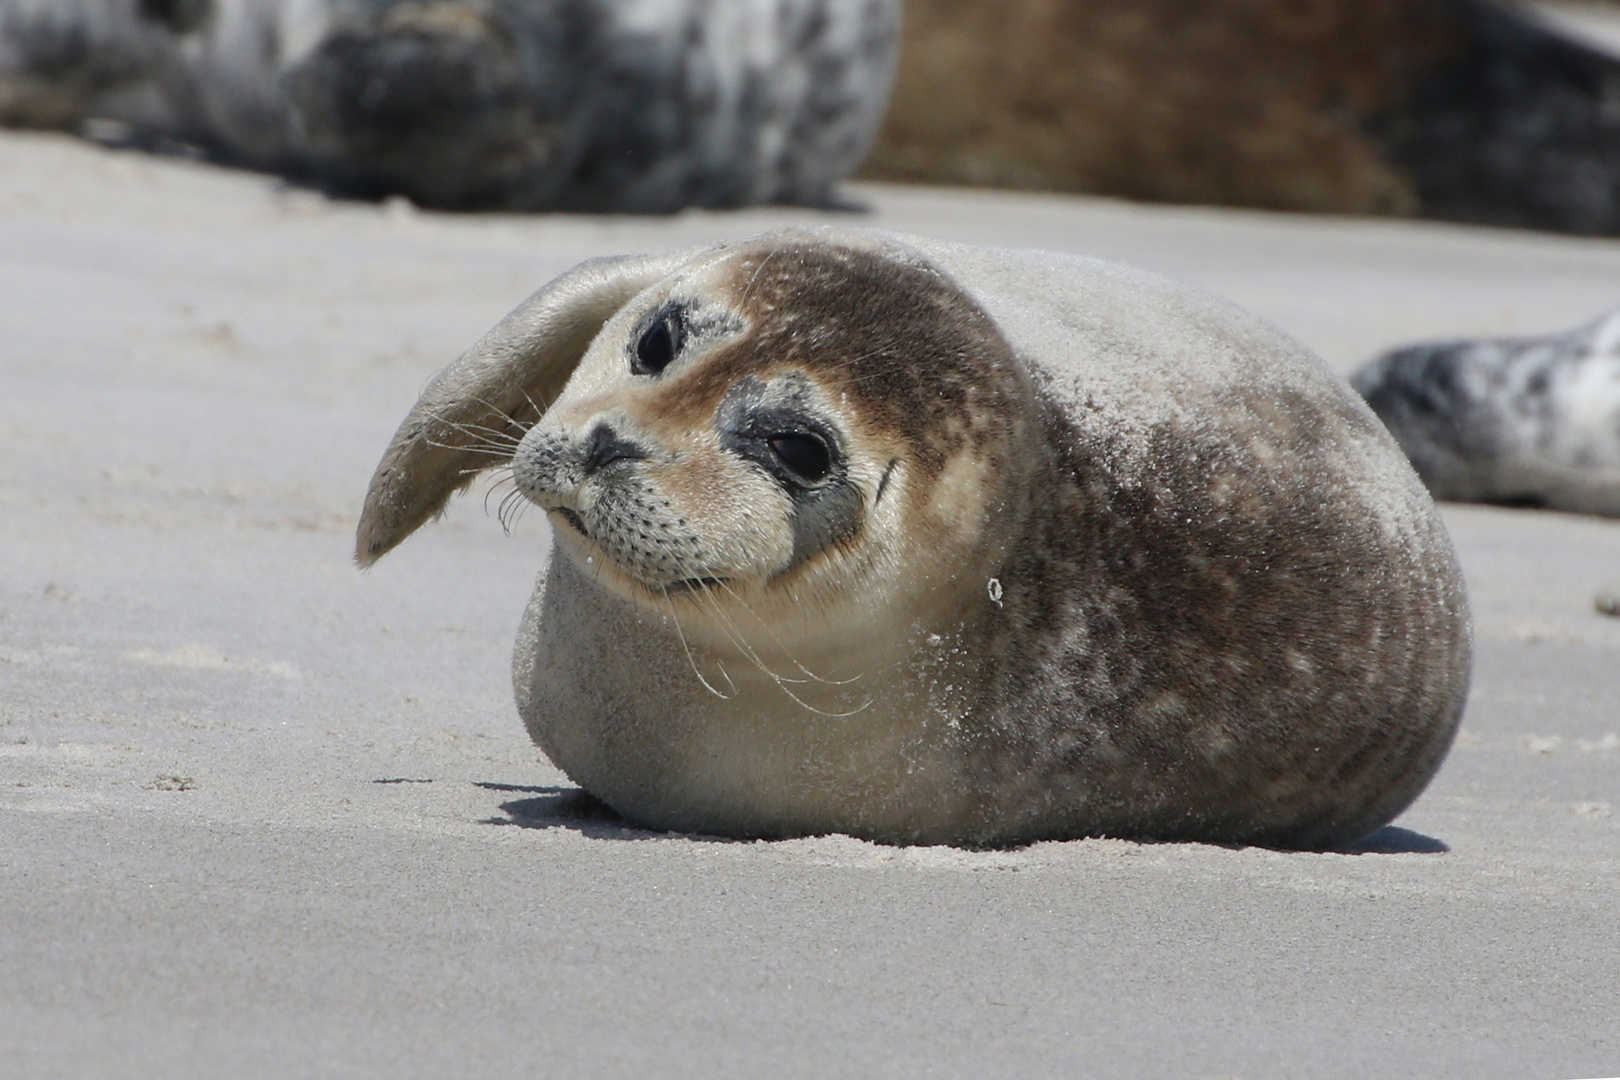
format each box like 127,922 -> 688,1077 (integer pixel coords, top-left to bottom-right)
356,250 -> 692,566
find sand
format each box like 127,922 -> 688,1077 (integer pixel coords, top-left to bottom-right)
1,130 -> 1616,1079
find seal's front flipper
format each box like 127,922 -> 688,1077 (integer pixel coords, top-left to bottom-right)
355,249 -> 699,566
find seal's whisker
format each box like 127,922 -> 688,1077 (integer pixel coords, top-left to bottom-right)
692,582 -> 873,717
662,556 -> 796,683
444,417 -> 525,441
428,399 -> 539,465
425,431 -> 518,449
496,486 -> 530,535
504,489 -> 535,532
656,551 -> 801,688
515,386 -> 549,425
739,242 -> 783,307
679,576 -> 873,716
768,680 -> 873,719
424,436 -> 519,459
482,473 -> 518,516
693,585 -> 803,685
429,413 -> 527,447
657,585 -> 734,700
713,660 -> 736,696
821,342 -> 899,374
710,578 -> 864,687
466,394 -> 536,427
830,357 -> 922,388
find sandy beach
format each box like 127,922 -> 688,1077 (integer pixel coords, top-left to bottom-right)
1,129 -> 1616,1078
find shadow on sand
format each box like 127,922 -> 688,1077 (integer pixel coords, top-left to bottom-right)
474,781 -> 1448,854
1338,825 -> 1450,855
474,781 -> 707,842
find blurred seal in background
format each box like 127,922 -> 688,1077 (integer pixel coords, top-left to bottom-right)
1353,309 -> 1620,516
0,0 -> 899,210
864,0 -> 1620,236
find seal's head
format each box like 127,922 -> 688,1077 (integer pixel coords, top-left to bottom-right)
361,231 -> 1038,645
512,237 -> 1036,633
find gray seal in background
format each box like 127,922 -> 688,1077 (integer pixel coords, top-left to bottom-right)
357,227 -> 1472,849
1353,310 -> 1620,517
0,0 -> 899,210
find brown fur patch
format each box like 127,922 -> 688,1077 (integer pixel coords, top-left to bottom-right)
700,240 -> 1031,480
862,0 -> 1465,215
962,379 -> 1469,847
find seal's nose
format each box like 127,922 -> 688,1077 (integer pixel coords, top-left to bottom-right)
582,424 -> 648,475
512,422 -> 648,512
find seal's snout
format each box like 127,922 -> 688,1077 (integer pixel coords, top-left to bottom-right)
512,421 -> 653,511
511,427 -> 582,509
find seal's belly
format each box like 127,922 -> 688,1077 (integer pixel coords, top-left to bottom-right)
514,552 -> 973,841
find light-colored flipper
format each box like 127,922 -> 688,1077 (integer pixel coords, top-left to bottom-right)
355,250 -> 696,565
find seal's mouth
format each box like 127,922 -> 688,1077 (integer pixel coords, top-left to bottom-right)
661,576 -> 731,596
553,507 -> 589,537
547,508 -> 731,597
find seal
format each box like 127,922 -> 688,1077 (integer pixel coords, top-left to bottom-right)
0,0 -> 898,211
1352,310 -> 1620,517
866,0 -> 1620,236
358,227 -> 1472,848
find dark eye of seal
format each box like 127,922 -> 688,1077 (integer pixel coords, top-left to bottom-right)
768,433 -> 831,482
633,307 -> 684,375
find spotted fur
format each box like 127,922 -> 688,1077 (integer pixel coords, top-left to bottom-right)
359,228 -> 1472,848
0,0 -> 899,210
1353,311 -> 1620,517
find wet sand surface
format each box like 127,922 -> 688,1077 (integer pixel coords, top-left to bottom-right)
2,131 -> 1616,1079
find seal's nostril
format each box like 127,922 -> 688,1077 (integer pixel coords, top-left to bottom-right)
583,424 -> 648,475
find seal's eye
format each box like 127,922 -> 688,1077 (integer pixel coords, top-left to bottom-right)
634,308 -> 683,375
768,433 -> 831,482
